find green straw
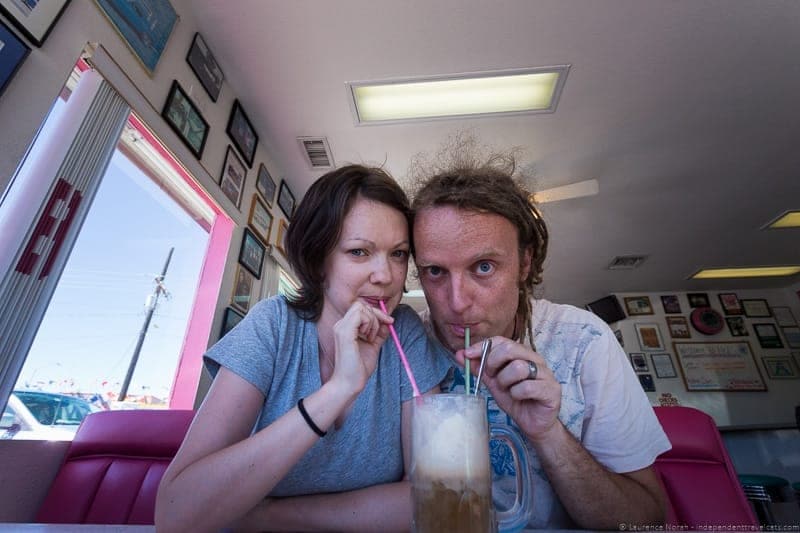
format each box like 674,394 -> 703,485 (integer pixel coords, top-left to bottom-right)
464,327 -> 471,394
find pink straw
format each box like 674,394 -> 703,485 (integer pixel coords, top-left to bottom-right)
379,300 -> 421,397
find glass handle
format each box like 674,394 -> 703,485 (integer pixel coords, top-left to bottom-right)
490,424 -> 533,533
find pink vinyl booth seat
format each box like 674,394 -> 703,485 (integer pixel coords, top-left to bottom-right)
653,406 -> 758,528
36,409 -> 194,525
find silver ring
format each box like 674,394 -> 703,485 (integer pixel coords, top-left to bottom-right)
527,360 -> 538,381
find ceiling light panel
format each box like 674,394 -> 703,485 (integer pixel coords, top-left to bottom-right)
765,210 -> 800,229
691,266 -> 800,279
348,66 -> 569,124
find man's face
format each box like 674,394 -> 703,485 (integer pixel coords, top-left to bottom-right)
413,205 -> 530,352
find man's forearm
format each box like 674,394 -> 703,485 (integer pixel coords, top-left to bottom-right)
529,422 -> 666,530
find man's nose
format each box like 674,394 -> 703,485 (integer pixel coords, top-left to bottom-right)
448,274 -> 472,313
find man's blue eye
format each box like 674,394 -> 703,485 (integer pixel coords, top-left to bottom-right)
428,266 -> 442,276
478,262 -> 492,273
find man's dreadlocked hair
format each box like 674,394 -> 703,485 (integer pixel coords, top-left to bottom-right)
408,134 -> 548,343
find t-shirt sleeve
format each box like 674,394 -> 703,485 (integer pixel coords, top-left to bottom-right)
393,305 -> 452,400
203,298 -> 282,397
578,318 -> 672,473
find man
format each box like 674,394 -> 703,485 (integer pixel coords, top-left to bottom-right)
410,152 -> 671,530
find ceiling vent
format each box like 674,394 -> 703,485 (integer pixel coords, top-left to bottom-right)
607,255 -> 648,270
298,136 -> 334,169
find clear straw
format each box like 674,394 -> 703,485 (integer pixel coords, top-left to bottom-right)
379,300 -> 421,397
464,327 -> 471,394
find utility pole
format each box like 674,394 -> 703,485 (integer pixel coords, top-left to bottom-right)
119,247 -> 173,401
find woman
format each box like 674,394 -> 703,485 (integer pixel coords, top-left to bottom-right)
156,165 -> 450,532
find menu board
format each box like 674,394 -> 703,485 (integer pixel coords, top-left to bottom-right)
672,341 -> 767,391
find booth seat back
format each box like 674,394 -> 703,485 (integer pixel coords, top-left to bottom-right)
36,409 -> 194,525
653,406 -> 758,528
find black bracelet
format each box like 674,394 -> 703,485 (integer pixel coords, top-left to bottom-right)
297,397 -> 327,437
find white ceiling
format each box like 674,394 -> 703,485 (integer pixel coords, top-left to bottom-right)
191,0 -> 800,307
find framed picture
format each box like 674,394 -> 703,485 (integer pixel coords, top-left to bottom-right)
672,341 -> 766,391
613,329 -> 624,347
638,374 -> 656,392
624,296 -> 653,316
753,323 -> 783,349
771,306 -> 797,327
220,306 -> 244,338
95,0 -> 178,75
687,293 -> 710,308
726,316 -> 749,337
660,295 -> 682,314
666,316 -> 691,339
256,163 -> 277,207
781,326 -> 800,349
277,180 -> 296,219
635,323 -> 665,351
226,99 -> 258,167
238,228 -> 265,279
651,353 -> 678,379
741,299 -> 771,318
186,32 -> 224,102
248,194 -> 273,244
0,18 -> 30,98
219,146 -> 246,209
761,356 -> 798,379
718,293 -> 743,315
586,295 -> 626,324
275,218 -> 289,258
0,0 -> 70,47
629,353 -> 649,373
230,265 -> 253,313
161,81 -> 209,158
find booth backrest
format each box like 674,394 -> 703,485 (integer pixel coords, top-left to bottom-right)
36,409 -> 194,525
653,406 -> 758,528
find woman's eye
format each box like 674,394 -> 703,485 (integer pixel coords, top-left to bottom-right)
349,249 -> 366,257
391,249 -> 409,259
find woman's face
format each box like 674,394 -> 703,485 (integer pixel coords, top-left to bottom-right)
321,196 -> 410,321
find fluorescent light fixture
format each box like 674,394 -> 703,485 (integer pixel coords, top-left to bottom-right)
349,66 -> 569,124
691,266 -> 800,279
765,210 -> 800,229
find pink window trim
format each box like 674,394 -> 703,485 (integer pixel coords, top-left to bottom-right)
127,114 -> 233,409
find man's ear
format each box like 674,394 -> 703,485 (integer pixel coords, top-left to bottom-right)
520,247 -> 533,282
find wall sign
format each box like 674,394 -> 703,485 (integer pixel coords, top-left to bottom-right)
673,341 -> 766,391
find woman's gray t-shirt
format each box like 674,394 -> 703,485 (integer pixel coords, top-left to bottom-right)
204,295 -> 450,497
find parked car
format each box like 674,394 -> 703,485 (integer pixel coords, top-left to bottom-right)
1,390 -> 101,440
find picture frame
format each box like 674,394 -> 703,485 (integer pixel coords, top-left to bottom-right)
220,306 -> 244,338
753,323 -> 783,349
161,80 -> 209,159
726,316 -> 749,337
256,163 -> 277,207
635,323 -> 665,351
660,295 -> 682,314
230,265 -> 253,313
781,326 -> 800,349
95,0 -> 178,75
687,292 -> 710,308
186,32 -> 224,102
226,99 -> 258,167
638,374 -> 656,392
771,306 -> 797,327
219,146 -> 246,209
761,356 -> 798,379
238,228 -> 265,279
277,180 -> 296,219
718,293 -> 743,315
666,316 -> 691,339
672,341 -> 766,391
651,353 -> 678,379
613,329 -> 624,347
0,18 -> 30,98
247,194 -> 273,244
0,0 -> 70,47
586,295 -> 626,324
629,353 -> 649,373
275,218 -> 289,258
741,299 -> 771,318
624,296 -> 653,316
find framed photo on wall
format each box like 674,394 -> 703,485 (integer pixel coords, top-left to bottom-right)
248,194 -> 273,244
0,0 -> 70,47
635,323 -> 665,351
781,326 -> 800,349
275,218 -> 289,258
220,306 -> 244,338
742,299 -> 771,318
651,353 -> 677,379
726,316 -> 749,337
230,265 -> 253,313
186,32 -> 224,102
687,293 -> 710,308
753,323 -> 783,349
219,146 -> 246,208
672,341 -> 766,391
629,353 -> 649,373
624,296 -> 653,316
666,316 -> 691,339
256,163 -> 277,207
277,180 -> 296,219
771,306 -> 797,327
0,19 -> 30,98
761,356 -> 798,379
226,99 -> 258,167
161,81 -> 209,158
95,0 -> 178,75
718,293 -> 743,315
239,228 -> 265,279
638,374 -> 656,392
660,295 -> 681,314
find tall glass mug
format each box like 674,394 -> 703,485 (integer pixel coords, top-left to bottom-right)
411,394 -> 533,533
